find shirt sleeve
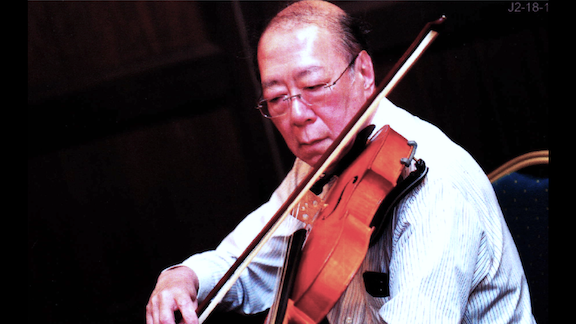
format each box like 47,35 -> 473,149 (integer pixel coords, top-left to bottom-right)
379,174 -> 487,323
178,162 -> 307,315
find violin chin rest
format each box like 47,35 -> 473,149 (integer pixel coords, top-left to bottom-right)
369,159 -> 428,246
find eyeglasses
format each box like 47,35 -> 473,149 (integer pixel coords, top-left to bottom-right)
256,53 -> 360,119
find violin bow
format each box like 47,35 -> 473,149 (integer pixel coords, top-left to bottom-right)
196,15 -> 446,323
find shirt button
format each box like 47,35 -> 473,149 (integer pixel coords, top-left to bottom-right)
345,317 -> 353,324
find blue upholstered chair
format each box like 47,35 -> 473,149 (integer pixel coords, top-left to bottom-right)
488,151 -> 549,324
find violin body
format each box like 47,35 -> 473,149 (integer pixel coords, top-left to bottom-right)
284,125 -> 414,324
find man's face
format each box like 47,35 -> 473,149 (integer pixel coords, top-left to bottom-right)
257,25 -> 374,166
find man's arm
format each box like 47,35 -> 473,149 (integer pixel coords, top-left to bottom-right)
146,162 -> 308,322
145,208 -> 303,323
379,175 -> 487,323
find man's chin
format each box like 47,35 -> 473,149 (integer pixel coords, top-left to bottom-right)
299,155 -> 321,167
297,142 -> 330,167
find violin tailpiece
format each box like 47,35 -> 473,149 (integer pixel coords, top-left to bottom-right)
291,190 -> 327,225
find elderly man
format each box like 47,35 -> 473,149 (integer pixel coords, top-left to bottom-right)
146,1 -> 534,323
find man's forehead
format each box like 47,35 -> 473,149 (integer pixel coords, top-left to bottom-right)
261,20 -> 346,56
260,24 -> 322,52
258,25 -> 343,83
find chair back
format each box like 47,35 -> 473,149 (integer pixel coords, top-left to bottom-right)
489,150 -> 548,324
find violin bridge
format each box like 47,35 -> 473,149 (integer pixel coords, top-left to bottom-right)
291,190 -> 327,226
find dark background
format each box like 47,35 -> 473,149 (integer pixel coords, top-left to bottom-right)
28,1 -> 548,323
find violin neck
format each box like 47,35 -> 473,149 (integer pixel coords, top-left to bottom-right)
267,229 -> 307,324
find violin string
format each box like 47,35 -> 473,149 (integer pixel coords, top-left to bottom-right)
268,221 -> 298,324
266,204 -> 297,324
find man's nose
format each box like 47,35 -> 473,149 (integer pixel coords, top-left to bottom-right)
288,95 -> 316,125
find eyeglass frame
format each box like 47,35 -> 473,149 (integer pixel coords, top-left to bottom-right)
256,52 -> 361,119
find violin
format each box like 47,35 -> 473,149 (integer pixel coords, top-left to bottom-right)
195,16 -> 446,324
270,125 -> 419,324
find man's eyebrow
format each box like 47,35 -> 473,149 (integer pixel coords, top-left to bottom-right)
261,79 -> 280,90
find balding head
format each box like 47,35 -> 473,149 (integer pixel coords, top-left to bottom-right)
259,0 -> 369,62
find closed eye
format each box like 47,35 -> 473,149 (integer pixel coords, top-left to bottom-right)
268,95 -> 287,104
304,84 -> 328,92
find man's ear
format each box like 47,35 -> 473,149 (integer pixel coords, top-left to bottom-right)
356,50 -> 376,95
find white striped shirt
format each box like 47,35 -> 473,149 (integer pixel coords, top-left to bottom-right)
181,98 -> 535,323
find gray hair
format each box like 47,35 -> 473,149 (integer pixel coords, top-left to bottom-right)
260,0 -> 370,62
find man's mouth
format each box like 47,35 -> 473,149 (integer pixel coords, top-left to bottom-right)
299,137 -> 329,148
